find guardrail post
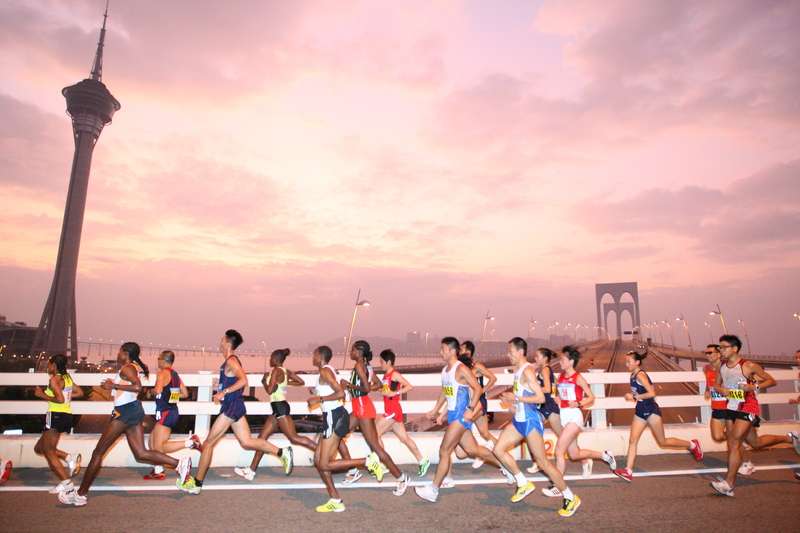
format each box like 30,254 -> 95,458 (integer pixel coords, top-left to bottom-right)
194,371 -> 213,438
588,368 -> 607,429
698,378 -> 710,424
794,366 -> 800,421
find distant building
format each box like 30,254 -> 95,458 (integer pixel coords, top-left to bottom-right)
0,315 -> 37,357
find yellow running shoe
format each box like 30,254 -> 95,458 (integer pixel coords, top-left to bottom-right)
511,481 -> 536,503
178,476 -> 201,495
366,452 -> 386,482
558,495 -> 581,517
315,498 -> 346,513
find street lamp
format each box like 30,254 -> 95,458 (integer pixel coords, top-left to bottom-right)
793,312 -> 800,322
737,319 -> 752,356
676,314 -> 693,352
481,311 -> 496,342
528,318 -> 538,339
708,304 -> 728,334
343,288 -> 371,367
661,320 -> 675,351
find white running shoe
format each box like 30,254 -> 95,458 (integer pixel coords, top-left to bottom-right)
738,461 -> 755,476
441,475 -> 455,488
414,483 -> 439,503
472,457 -> 485,469
526,463 -> 540,474
343,468 -> 363,485
711,479 -> 735,497
789,432 -> 800,456
234,466 -> 256,481
176,456 -> 192,484
393,473 -> 408,496
581,459 -> 594,478
500,466 -> 515,485
58,488 -> 87,506
542,485 -> 562,498
602,450 -> 617,471
66,454 -> 82,477
48,479 -> 73,494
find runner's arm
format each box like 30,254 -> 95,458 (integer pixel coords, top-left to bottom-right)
745,362 -> 775,391
179,379 -> 189,400
286,369 -> 306,387
264,367 -> 280,395
457,364 -> 484,420
575,374 -> 596,408
392,371 -> 413,396
633,372 -> 656,401
520,366 -> 545,404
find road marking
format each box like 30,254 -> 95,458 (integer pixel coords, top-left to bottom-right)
2,464 -> 798,492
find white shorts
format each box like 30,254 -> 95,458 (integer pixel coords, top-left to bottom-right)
559,407 -> 584,428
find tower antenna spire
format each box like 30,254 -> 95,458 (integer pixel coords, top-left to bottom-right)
90,0 -> 110,81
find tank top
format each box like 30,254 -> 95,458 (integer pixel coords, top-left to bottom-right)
45,374 -> 73,414
719,358 -> 759,414
513,363 -> 539,422
630,370 -> 657,405
155,369 -> 182,412
703,365 -> 727,410
113,363 -> 143,406
218,357 -> 243,404
556,371 -> 583,409
382,368 -> 401,411
536,367 -> 557,398
270,367 -> 288,402
477,372 -> 487,402
349,364 -> 371,398
442,361 -> 470,412
316,364 -> 343,412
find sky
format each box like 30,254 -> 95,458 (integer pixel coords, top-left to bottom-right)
0,0 -> 798,354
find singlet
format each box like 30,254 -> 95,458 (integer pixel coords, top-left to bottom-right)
630,370 -> 657,405
155,369 -> 182,412
270,367 -> 288,402
45,374 -> 73,414
536,367 -> 557,398
703,365 -> 727,410
113,363 -> 143,406
513,363 -> 539,422
349,364 -> 372,399
557,371 -> 583,409
316,364 -> 343,412
382,369 -> 401,410
218,357 -> 243,404
719,358 -> 760,414
442,361 -> 470,412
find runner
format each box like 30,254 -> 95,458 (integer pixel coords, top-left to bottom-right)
375,349 -> 430,477
703,344 -> 729,444
340,340 -> 408,495
710,335 -> 786,496
308,345 -> 384,512
235,348 -> 317,481
187,330 -> 293,494
0,458 -> 10,485
415,337 -> 512,503
459,341 -> 499,468
492,338 -> 582,517
59,342 -> 193,506
546,346 -> 615,494
143,350 -> 202,480
613,345 -> 703,483
33,353 -> 84,494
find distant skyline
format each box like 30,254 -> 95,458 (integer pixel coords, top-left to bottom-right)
1,1 -> 798,354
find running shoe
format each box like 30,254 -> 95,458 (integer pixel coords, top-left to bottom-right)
613,467 -> 633,482
280,446 -> 294,476
542,485 -> 562,498
143,469 -> 166,481
342,468 -> 362,485
711,479 -> 735,497
417,457 -> 431,477
186,434 -> 203,452
602,450 -> 617,470
66,453 -> 82,476
366,452 -> 386,482
689,439 -> 703,461
234,467 -> 256,481
441,475 -> 455,488
738,461 -> 755,476
176,456 -> 192,484
0,459 -> 11,484
393,473 -> 408,496
48,479 -> 73,494
500,466 -> 515,485
178,476 -> 200,494
511,481 -> 536,503
558,495 -> 581,517
789,432 -> 800,456
315,498 -> 346,513
472,456 -> 485,469
526,463 -> 540,474
794,470 -> 800,481
58,488 -> 87,506
581,459 -> 594,478
414,483 -> 439,503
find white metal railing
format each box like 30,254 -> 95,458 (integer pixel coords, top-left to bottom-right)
1,369 -> 797,437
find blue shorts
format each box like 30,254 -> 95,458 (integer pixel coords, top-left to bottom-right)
221,399 -> 246,422
111,400 -> 145,426
512,416 -> 544,437
635,401 -> 661,420
539,398 -> 560,419
448,409 -> 473,430
155,408 -> 180,429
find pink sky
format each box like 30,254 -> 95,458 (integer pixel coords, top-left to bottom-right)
1,0 -> 798,354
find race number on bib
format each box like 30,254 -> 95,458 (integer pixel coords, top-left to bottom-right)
726,389 -> 745,401
168,387 -> 181,404
443,385 -> 455,397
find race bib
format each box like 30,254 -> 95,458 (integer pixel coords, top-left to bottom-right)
382,383 -> 390,394
443,385 -> 454,397
557,383 -> 576,401
168,387 -> 181,404
726,389 -> 745,401
513,381 -> 520,394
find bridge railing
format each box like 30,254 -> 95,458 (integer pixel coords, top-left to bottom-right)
1,369 -> 797,437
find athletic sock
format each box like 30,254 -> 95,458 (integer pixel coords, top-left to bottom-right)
689,440 -> 697,450
514,472 -> 527,487
64,453 -> 73,464
562,487 -> 574,500
153,465 -> 164,474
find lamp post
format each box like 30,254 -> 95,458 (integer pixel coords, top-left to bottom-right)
704,321 -> 714,344
481,311 -> 495,342
676,314 -> 693,352
709,304 -> 728,334
342,288 -> 371,367
528,318 -> 537,339
662,320 -> 675,351
737,319 -> 752,356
